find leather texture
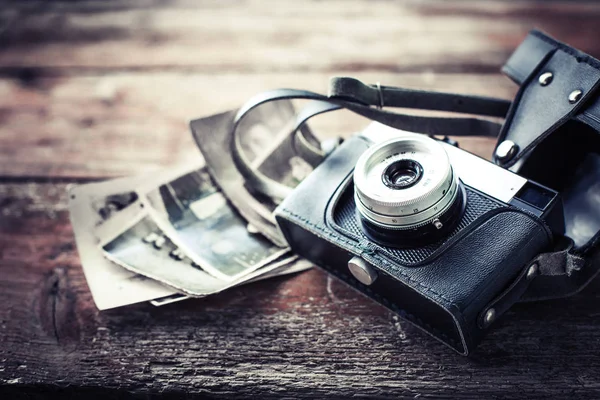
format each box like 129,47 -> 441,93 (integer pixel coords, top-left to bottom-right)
275,136 -> 552,354
329,181 -> 506,266
497,30 -> 600,167
499,30 -> 600,301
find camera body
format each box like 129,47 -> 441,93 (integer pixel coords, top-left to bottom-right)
275,123 -> 563,354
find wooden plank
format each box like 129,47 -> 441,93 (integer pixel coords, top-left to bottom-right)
0,72 -> 511,179
0,1 -> 599,73
1,183 -> 600,398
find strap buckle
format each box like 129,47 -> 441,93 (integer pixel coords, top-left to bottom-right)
376,82 -> 384,109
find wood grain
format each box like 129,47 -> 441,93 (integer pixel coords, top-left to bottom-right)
2,184 -> 600,398
1,0 -> 598,180
0,72 -> 507,179
0,0 -> 599,74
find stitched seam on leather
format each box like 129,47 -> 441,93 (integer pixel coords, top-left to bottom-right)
496,62 -> 538,162
326,184 -> 508,267
278,211 -> 463,350
531,30 -> 600,70
504,68 -> 600,168
280,208 -> 457,307
501,32 -> 600,166
318,261 -> 461,350
468,227 -> 543,322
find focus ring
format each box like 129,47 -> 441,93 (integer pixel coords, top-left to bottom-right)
353,135 -> 458,230
355,174 -> 459,229
355,170 -> 454,209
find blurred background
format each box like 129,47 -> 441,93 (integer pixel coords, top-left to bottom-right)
1,0 -> 599,182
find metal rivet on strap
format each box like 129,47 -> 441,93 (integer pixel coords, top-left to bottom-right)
538,72 -> 553,86
483,308 -> 496,328
569,89 -> 583,104
495,140 -> 518,162
526,263 -> 539,280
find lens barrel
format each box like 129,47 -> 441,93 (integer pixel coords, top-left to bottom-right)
353,136 -> 465,248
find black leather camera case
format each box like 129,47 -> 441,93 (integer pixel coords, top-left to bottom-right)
275,136 -> 552,354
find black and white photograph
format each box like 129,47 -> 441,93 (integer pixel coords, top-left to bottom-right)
100,209 -> 301,296
68,173 -> 180,310
191,103 -> 316,247
101,212 -> 229,296
144,169 -> 289,281
149,257 -> 313,306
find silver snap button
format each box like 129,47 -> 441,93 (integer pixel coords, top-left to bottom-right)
526,263 -> 539,280
538,72 -> 553,86
495,140 -> 518,162
569,89 -> 583,104
483,308 -> 496,328
348,256 -> 378,285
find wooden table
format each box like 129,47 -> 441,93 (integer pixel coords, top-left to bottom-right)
2,1 -> 600,398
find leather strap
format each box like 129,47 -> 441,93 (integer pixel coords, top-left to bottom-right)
503,30 -> 600,85
329,77 -> 511,117
492,30 -> 600,301
496,30 -> 600,166
291,101 -> 340,166
520,239 -> 588,302
230,79 -> 509,202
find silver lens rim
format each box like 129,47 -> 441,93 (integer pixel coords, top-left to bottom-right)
355,173 -> 459,229
353,136 -> 459,229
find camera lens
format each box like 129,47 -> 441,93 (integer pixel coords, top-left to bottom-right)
383,160 -> 423,189
353,135 -> 465,247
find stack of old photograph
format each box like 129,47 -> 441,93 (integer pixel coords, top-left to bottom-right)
69,103 -> 316,310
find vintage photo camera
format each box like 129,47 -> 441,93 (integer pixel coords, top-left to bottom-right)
195,30 -> 600,355
275,123 -> 563,354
